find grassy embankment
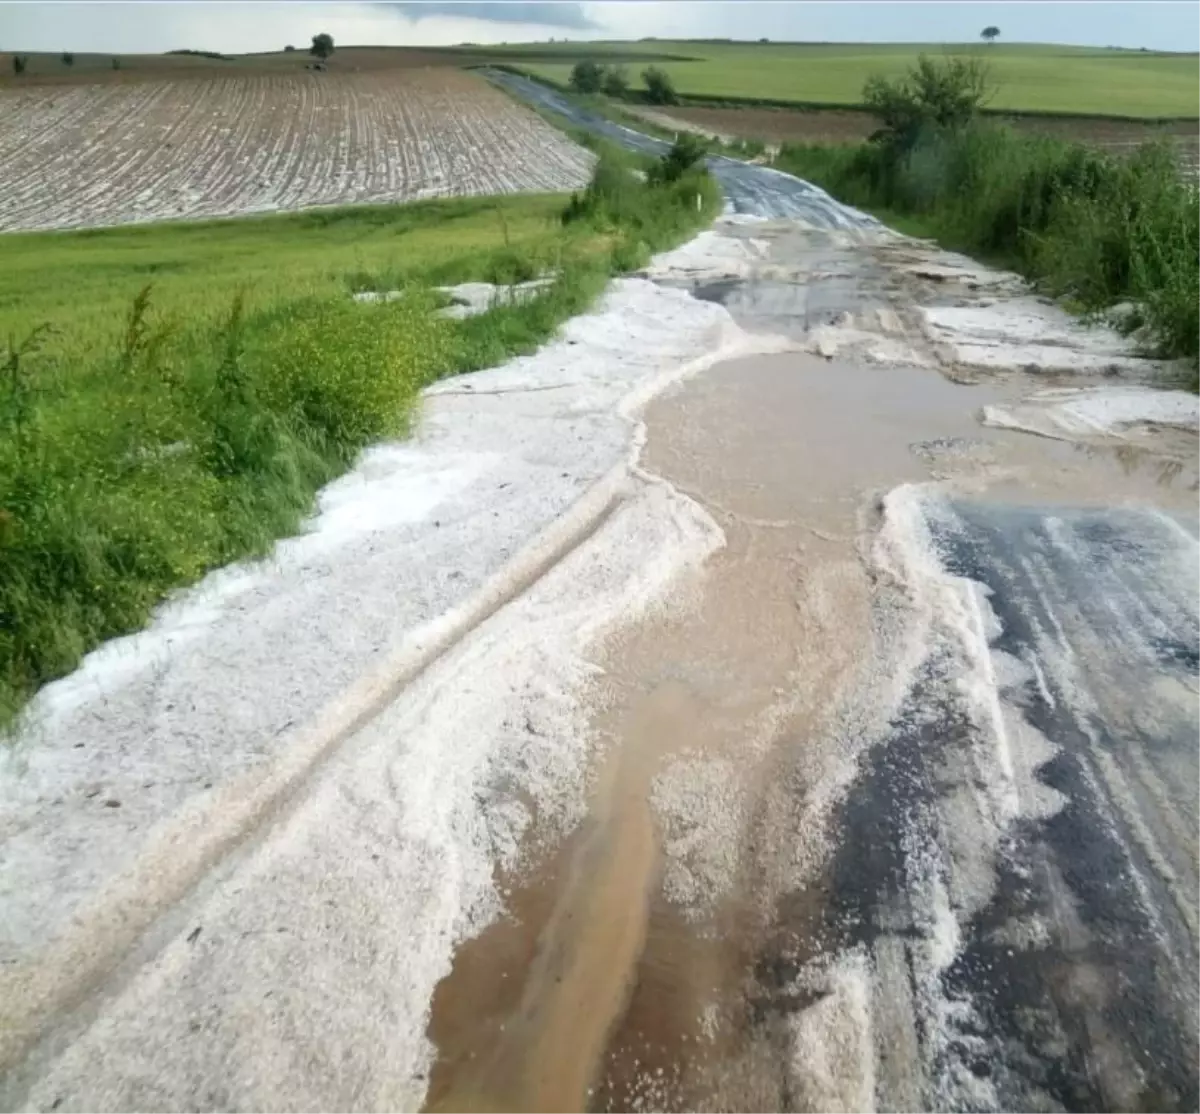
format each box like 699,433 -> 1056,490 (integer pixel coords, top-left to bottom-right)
502,41 -> 1199,118
770,69 -> 1198,381
0,144 -> 719,730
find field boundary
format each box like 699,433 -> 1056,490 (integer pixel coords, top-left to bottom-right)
0,69 -> 593,233
493,62 -> 1200,124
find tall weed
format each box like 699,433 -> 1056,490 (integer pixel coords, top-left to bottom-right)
563,143 -> 721,261
777,123 -> 1199,370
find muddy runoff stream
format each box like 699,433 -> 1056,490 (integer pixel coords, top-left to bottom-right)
423,220 -> 1199,1113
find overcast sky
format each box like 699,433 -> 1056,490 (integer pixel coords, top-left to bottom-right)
2,2 -> 1197,55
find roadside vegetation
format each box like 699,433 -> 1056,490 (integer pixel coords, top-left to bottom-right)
571,58 -> 679,105
0,141 -> 719,730
775,55 -> 1199,381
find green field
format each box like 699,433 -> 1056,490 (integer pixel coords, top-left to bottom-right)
505,41 -> 1199,118
0,196 -> 575,364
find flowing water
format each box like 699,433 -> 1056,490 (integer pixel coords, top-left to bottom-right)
425,340 -> 1198,1111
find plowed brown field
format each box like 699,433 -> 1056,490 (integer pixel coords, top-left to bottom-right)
662,104 -> 876,145
0,69 -> 592,232
661,103 -> 1200,172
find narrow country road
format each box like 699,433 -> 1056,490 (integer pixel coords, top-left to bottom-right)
422,202 -> 1199,1113
1,97 -> 1196,1114
483,69 -> 881,227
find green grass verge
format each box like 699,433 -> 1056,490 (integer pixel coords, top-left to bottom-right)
0,196 -> 573,360
1,166 -> 721,731
507,41 -> 1198,118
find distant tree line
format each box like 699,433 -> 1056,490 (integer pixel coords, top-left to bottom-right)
166,48 -> 233,60
9,52 -> 124,74
569,59 -> 679,105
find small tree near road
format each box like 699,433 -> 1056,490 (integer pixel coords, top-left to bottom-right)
61,51 -> 74,66
569,60 -> 604,94
310,33 -> 334,60
863,54 -> 991,151
648,133 -> 708,184
602,65 -> 629,97
12,54 -> 27,75
642,66 -> 678,105
981,26 -> 1000,44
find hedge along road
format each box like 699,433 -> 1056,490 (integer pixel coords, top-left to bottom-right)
484,68 -> 880,227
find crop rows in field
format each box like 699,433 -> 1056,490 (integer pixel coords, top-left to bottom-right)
0,69 -> 593,232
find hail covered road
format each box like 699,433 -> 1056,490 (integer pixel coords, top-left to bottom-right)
1,84 -> 1196,1113
484,68 -> 883,228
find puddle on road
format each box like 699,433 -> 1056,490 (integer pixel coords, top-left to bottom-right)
424,353 -> 1197,1112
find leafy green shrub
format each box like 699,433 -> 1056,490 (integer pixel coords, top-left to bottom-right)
562,154 -> 643,227
12,55 -> 27,75
643,66 -> 678,105
602,65 -> 629,98
610,237 -> 651,273
61,51 -> 74,67
648,134 -> 709,185
570,60 -> 604,94
863,54 -> 991,153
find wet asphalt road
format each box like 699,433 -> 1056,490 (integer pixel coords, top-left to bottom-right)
483,69 -> 880,227
927,501 -> 1199,1110
486,77 -> 1200,1109
784,497 -> 1200,1111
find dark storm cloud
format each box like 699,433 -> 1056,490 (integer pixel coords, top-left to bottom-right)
379,2 -> 598,29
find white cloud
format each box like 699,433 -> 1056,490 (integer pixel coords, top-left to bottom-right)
1,1 -> 1195,54
582,1 -> 1200,50
0,2 -> 570,53
386,2 -> 597,30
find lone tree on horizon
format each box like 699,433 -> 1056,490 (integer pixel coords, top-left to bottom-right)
310,32 -> 335,59
981,26 -> 1000,44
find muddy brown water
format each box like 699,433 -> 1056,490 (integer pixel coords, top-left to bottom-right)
425,353 -> 1197,1112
